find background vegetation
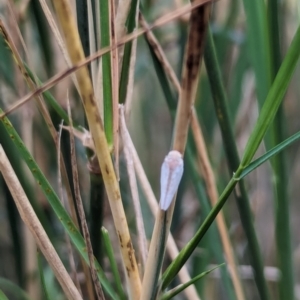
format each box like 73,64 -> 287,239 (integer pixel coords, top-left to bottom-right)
0,0 -> 299,299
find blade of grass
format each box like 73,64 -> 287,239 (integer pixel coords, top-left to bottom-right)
268,1 -> 294,298
238,23 -> 300,169
0,0 -> 213,118
51,0 -> 142,297
57,121 -> 83,297
161,264 -> 224,300
120,105 -> 147,268
242,0 -> 271,106
141,4 -> 211,297
101,227 -> 126,300
0,108 -> 118,299
0,278 -> 31,300
190,109 -> 245,300
67,103 -> 105,299
142,9 -> 240,297
99,0 -> 113,148
204,26 -> 269,299
119,0 -> 139,105
120,111 -> 200,299
162,21 -> 300,290
0,145 -> 83,300
239,130 -> 300,179
0,290 -> 9,300
37,251 -> 51,300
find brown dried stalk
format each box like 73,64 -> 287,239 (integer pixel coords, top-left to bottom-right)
51,0 -> 142,297
0,145 -> 83,300
0,0 -> 212,119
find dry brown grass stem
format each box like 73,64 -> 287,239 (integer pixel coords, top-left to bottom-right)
120,113 -> 199,300
57,119 -> 83,297
139,12 -> 181,93
115,0 -> 132,39
38,0 -> 79,92
51,0 -> 141,297
0,19 -> 79,229
190,108 -> 246,300
172,4 -> 210,153
0,145 -> 83,300
0,0 -> 212,119
120,105 -> 148,270
67,103 -> 105,300
139,8 -> 244,299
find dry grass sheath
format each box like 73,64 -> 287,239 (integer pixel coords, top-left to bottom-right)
0,145 -> 83,300
51,0 -> 141,297
141,4 -> 211,299
0,0 -> 212,119
67,105 -> 105,300
140,11 -> 244,298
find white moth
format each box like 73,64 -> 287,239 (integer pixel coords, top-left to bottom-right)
159,150 -> 184,211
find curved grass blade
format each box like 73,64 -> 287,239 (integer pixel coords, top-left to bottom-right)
37,251 -> 51,300
99,0 -> 113,147
239,130 -> 300,179
102,227 -> 126,300
238,23 -> 300,169
0,108 -> 118,300
0,278 -> 31,300
162,22 -> 300,291
0,290 -> 9,300
160,264 -> 224,300
204,27 -> 269,299
161,178 -> 237,290
119,0 -> 139,104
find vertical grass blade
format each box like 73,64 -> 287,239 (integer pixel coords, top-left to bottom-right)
204,27 -> 270,299
268,1 -> 294,298
51,1 -> 142,297
0,109 -> 118,299
99,0 -> 113,147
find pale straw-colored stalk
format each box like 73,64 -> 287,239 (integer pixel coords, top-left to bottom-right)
0,145 -> 83,300
140,10 -> 244,299
0,0 -> 212,118
120,105 -> 148,270
141,4 -> 211,298
51,0 -> 141,297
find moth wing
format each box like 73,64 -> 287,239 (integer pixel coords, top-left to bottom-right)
159,153 -> 184,211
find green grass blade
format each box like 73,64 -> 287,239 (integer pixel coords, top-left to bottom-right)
145,24 -> 234,297
187,149 -> 236,299
119,0 -> 139,104
76,0 -> 90,57
242,0 -> 271,105
0,278 -> 32,300
37,251 -> 51,300
24,65 -> 73,127
204,27 -> 269,299
0,108 -> 118,300
268,1 -> 294,298
161,177 -> 237,290
160,264 -> 224,300
0,290 -> 9,300
99,0 -> 113,146
29,0 -> 54,75
239,24 -> 300,169
239,130 -> 300,179
101,227 -> 126,300
0,34 -> 15,88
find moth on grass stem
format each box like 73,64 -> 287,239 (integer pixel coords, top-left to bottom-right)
159,150 -> 184,211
